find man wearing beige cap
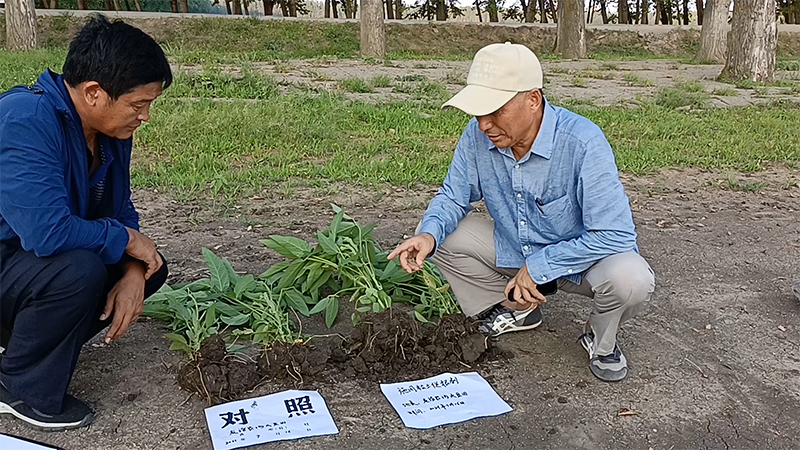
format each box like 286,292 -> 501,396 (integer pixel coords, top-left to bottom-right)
388,42 -> 654,382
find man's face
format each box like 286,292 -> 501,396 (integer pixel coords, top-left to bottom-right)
475,91 -> 540,149
83,82 -> 163,140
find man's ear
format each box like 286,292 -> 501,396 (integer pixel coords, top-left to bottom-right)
528,89 -> 543,112
82,81 -> 104,107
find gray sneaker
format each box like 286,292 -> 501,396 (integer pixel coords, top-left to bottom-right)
0,382 -> 94,431
578,331 -> 628,382
478,305 -> 543,337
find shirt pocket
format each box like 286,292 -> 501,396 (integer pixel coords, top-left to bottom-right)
534,194 -> 580,240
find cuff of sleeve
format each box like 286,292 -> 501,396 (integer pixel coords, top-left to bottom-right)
99,219 -> 130,265
525,250 -> 555,285
417,221 -> 444,259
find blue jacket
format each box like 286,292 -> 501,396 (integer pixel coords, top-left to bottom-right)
0,70 -> 137,264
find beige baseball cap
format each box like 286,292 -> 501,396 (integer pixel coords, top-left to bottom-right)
442,42 -> 543,116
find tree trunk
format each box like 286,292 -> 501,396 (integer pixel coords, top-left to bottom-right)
332,0 -> 339,17
179,0 -> 189,13
395,0 -> 402,18
696,0 -> 703,24
640,0 -> 648,23
695,0 -> 731,62
225,0 -> 232,14
556,0 -> 587,58
106,0 -> 114,10
124,0 -> 131,10
619,0 -> 630,23
112,0 -> 120,10
682,0 -> 689,24
244,0 -> 250,15
720,0 -> 777,82
385,0 -> 394,19
265,0 -> 275,15
487,0 -> 499,21
550,0 -> 558,22
475,0 -> 483,22
233,0 -> 243,14
49,0 -> 58,8
360,0 -> 385,57
525,0 -> 536,22
5,0 -> 38,51
601,0 -> 609,23
435,0 -> 446,20
343,0 -> 353,18
77,0 -> 86,8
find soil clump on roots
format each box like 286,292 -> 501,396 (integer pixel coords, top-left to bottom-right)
177,310 -> 513,403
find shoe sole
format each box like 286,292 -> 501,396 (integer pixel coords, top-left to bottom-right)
0,403 -> 94,432
485,318 -> 543,338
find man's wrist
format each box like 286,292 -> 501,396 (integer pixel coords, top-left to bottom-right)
123,260 -> 146,278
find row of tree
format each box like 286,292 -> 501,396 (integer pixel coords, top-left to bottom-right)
9,0 -> 800,24
4,0 -> 785,84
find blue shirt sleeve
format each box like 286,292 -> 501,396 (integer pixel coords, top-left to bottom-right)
418,124 -> 483,252
524,134 -> 638,283
0,118 -> 130,264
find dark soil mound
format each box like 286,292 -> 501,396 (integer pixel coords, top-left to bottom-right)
177,310 -> 513,403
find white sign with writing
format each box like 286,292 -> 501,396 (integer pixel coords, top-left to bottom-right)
204,390 -> 338,450
380,372 -> 512,429
0,434 -> 58,450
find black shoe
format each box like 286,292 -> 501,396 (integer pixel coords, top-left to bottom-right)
0,382 -> 94,431
478,305 -> 543,338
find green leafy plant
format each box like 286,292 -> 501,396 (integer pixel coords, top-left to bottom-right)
261,204 -> 460,325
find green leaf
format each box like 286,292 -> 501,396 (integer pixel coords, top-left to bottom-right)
221,314 -> 250,326
202,248 -> 231,292
282,288 -> 311,316
185,279 -> 214,292
414,311 -> 430,323
372,302 -> 382,313
325,297 -> 339,328
204,303 -> 217,329
277,258 -> 307,290
234,275 -> 256,299
316,231 -> 338,255
215,302 -> 242,317
223,258 -> 240,285
309,297 -> 330,315
261,235 -> 312,260
356,306 -> 371,313
330,209 -> 345,238
260,261 -> 290,284
165,333 -> 191,352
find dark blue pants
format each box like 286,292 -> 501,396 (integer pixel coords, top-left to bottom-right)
0,240 -> 167,414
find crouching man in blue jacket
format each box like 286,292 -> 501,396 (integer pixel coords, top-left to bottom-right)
0,15 -> 172,431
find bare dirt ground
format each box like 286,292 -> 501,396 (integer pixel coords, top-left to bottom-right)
181,58 -> 800,107
2,167 -> 800,450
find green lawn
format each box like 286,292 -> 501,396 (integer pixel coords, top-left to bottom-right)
2,51 -> 800,199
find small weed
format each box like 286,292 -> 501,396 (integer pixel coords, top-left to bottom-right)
753,86 -> 769,98
370,75 -> 393,88
571,77 -> 589,88
711,88 -> 737,97
549,66 -> 572,74
338,78 -> 374,93
675,79 -> 706,93
654,86 -> 710,109
397,74 -> 428,82
624,73 -> 654,87
778,60 -> 800,71
273,61 -> 295,73
445,70 -> 467,85
600,62 -> 620,71
303,70 -> 333,82
580,70 -> 615,80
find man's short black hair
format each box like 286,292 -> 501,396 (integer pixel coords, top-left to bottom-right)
63,14 -> 172,100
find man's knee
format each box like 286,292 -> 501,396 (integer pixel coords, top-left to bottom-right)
45,249 -> 107,312
592,256 -> 655,308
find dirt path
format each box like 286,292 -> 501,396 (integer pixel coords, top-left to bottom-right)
178,58 -> 800,107
2,168 -> 799,449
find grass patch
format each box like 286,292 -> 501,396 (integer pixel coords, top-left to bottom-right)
624,73 -> 654,87
167,67 -> 280,99
397,74 -> 428,82
579,70 -> 615,80
778,60 -> 800,71
600,62 -> 620,71
711,88 -> 738,97
370,75 -> 393,88
570,77 -> 589,88
337,78 -> 374,93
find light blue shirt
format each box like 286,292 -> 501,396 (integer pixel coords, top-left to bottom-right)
419,99 -> 638,286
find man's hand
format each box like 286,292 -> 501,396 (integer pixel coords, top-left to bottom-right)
504,264 -> 547,306
387,233 -> 436,274
125,227 -> 162,279
101,262 -> 146,343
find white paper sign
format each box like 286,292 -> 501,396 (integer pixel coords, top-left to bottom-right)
0,434 -> 57,450
380,372 -> 512,429
204,390 -> 338,450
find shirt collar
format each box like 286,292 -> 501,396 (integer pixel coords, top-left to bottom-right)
491,96 -> 557,161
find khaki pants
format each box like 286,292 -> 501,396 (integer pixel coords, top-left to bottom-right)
423,216 -> 655,356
